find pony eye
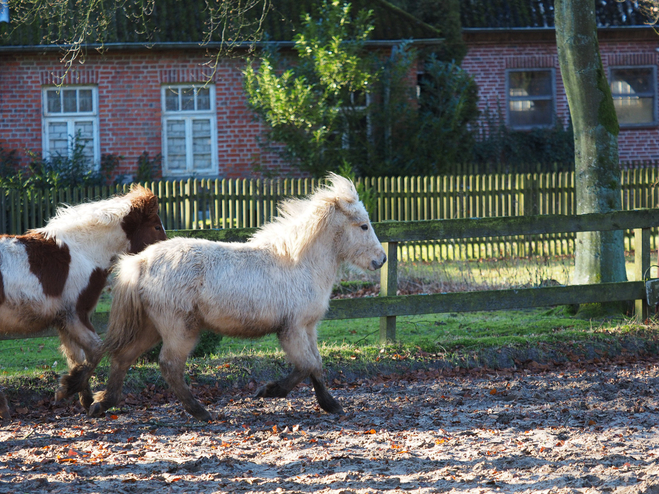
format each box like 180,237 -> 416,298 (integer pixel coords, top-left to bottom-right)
360,224 -> 368,231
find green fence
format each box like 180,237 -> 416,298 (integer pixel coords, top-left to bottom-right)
4,209 -> 656,343
2,167 -> 658,259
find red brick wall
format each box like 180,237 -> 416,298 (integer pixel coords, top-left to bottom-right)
0,49 -> 292,179
462,36 -> 659,163
4,39 -> 655,179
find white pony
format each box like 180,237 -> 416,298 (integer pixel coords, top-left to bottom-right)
66,174 -> 386,421
0,186 -> 166,420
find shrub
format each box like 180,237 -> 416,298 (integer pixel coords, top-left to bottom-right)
471,103 -> 575,173
135,151 -> 162,183
362,56 -> 480,176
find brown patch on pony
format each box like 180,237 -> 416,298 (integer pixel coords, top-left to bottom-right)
17,232 -> 71,297
120,187 -> 166,254
76,268 -> 109,331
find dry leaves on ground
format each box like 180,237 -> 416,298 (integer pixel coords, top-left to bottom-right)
1,357 -> 659,493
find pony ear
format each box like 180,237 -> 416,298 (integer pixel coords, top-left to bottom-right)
334,195 -> 359,218
144,193 -> 159,215
128,186 -> 159,215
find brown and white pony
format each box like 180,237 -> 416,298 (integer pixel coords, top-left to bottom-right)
64,174 -> 386,421
0,186 -> 166,420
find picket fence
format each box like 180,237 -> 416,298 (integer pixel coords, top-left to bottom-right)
1,167 -> 658,259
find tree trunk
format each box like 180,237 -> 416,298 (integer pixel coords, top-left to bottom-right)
555,0 -> 627,289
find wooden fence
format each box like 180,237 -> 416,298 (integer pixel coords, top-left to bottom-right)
3,208 -> 657,343
2,167 -> 658,258
170,209 -> 658,342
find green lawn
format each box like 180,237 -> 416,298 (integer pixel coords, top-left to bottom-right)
0,252 -> 655,381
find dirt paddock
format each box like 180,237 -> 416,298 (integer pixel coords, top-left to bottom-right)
1,357 -> 659,494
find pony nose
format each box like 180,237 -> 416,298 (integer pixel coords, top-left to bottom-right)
371,253 -> 386,270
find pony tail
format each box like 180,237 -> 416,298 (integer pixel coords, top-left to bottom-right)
102,255 -> 146,355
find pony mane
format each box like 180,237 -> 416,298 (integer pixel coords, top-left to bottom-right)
35,186 -> 156,240
250,173 -> 361,261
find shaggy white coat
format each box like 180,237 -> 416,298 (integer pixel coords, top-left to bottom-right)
92,174 -> 386,419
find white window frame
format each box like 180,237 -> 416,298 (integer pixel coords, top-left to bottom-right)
161,84 -> 218,177
506,69 -> 555,130
340,91 -> 372,149
609,65 -> 657,128
41,86 -> 100,166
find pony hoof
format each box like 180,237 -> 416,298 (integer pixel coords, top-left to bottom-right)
318,396 -> 344,415
324,403 -> 344,415
54,387 -> 67,403
88,402 -> 105,418
255,382 -> 288,398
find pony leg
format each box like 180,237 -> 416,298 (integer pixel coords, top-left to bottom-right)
55,346 -> 105,409
88,321 -> 161,418
159,330 -> 211,422
56,319 -> 103,410
255,367 -> 308,398
256,324 -> 318,398
309,372 -> 343,415
306,328 -> 343,415
0,390 -> 9,421
257,324 -> 344,414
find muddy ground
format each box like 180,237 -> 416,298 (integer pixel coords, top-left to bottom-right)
1,355 -> 659,494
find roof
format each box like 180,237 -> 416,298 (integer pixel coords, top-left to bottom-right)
460,0 -> 653,30
0,0 -> 441,48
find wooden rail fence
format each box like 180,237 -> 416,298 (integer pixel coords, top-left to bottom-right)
2,208 -> 657,343
170,208 -> 659,342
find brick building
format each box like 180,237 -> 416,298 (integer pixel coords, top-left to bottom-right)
3,0 -> 655,180
0,0 -> 440,180
460,0 -> 659,163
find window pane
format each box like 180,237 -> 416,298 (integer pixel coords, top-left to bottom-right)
192,119 -> 211,169
47,122 -> 69,155
509,71 -> 552,98
197,88 -> 211,110
74,121 -> 95,161
182,88 -> 195,111
79,90 -> 93,112
614,96 -> 654,125
166,119 -> 187,170
63,90 -> 77,112
351,91 -> 367,108
47,91 -> 61,113
611,68 -> 653,95
509,99 -> 553,127
165,88 -> 179,112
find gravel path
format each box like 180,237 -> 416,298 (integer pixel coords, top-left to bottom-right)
1,357 -> 659,493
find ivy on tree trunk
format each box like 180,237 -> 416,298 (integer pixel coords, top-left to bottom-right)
555,0 -> 627,291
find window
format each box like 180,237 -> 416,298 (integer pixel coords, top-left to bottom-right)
42,86 -> 99,165
341,91 -> 371,150
610,67 -> 656,127
506,70 -> 554,129
161,84 -> 217,176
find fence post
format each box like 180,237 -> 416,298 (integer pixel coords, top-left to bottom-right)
379,241 -> 398,343
634,227 -> 651,321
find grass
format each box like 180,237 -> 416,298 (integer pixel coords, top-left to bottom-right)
1,252 -> 658,391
